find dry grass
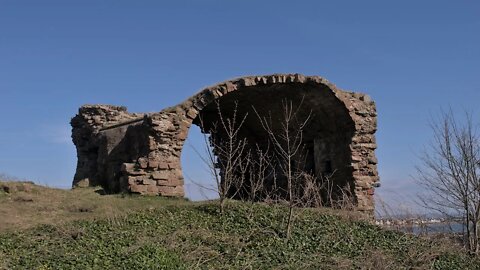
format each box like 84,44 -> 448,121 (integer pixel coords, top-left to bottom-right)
1,183 -> 478,269
0,181 -> 189,232
0,180 -> 367,234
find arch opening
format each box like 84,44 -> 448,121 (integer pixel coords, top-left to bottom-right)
180,124 -> 219,201
192,83 -> 356,205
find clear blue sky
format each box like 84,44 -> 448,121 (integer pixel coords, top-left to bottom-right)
1,1 -> 479,208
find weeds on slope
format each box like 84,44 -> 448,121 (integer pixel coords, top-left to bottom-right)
1,200 -> 478,269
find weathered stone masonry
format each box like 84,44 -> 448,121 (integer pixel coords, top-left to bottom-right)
71,74 -> 379,211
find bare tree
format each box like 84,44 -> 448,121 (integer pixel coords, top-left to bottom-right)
416,110 -> 480,253
247,143 -> 272,202
254,98 -> 311,239
297,171 -> 323,207
236,143 -> 274,219
197,100 -> 249,214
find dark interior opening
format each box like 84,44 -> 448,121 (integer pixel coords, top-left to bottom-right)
192,83 -> 356,204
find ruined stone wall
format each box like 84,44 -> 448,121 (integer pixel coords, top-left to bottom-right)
346,94 -> 379,211
71,106 -> 186,196
120,111 -> 188,196
71,74 -> 379,212
71,105 -> 144,188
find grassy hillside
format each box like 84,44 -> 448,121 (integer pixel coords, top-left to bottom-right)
0,181 -> 479,269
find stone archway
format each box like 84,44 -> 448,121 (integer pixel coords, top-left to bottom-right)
71,74 -> 378,212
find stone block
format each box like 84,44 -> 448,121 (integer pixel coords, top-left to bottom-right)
121,163 -> 135,172
148,160 -> 159,169
158,163 -> 169,170
241,77 -> 256,87
146,185 -> 160,194
137,158 -> 148,169
148,138 -> 157,149
127,176 -> 138,185
351,155 -> 363,162
294,74 -> 306,83
186,108 -> 198,119
129,170 -> 147,176
353,143 -> 377,150
142,179 -> 157,186
361,94 -> 372,103
277,75 -> 286,83
151,171 -> 169,180
355,180 -> 371,188
157,179 -> 184,187
356,110 -> 369,116
168,163 -> 179,169
130,184 -> 148,194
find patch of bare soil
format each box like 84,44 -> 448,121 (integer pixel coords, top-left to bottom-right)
0,181 -> 188,232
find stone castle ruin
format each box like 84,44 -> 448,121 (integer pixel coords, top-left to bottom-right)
71,74 -> 379,212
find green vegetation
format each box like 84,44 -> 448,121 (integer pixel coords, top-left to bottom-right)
0,182 -> 479,269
